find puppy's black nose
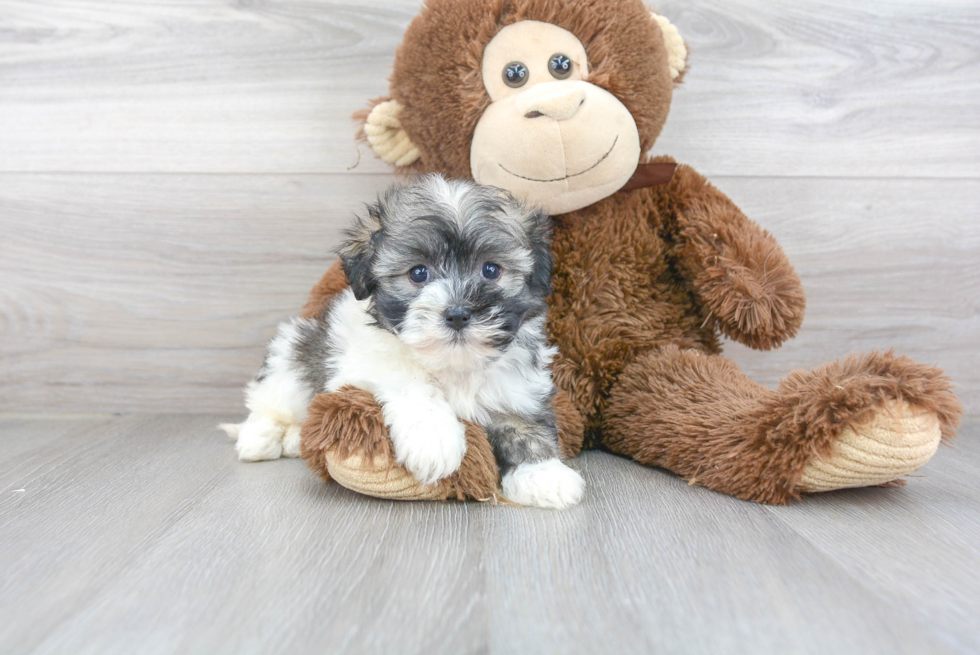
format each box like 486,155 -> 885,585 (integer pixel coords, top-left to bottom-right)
444,306 -> 471,331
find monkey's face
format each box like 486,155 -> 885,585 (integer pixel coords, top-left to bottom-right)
365,1 -> 687,217
470,21 -> 642,216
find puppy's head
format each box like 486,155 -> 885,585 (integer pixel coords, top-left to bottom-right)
339,175 -> 552,366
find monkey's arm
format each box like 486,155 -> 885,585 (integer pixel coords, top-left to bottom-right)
300,258 -> 349,319
666,164 -> 806,350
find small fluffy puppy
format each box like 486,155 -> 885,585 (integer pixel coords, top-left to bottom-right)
222,176 -> 584,509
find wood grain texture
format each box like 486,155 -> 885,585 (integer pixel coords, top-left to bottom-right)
654,0 -> 980,177
763,439 -> 980,654
0,1 -> 978,411
0,173 -> 395,412
1,414 -> 977,654
0,0 -> 977,177
1,2 -> 977,651
720,176 -> 980,413
0,414 -> 112,462
0,0 -> 414,175
2,174 -> 976,412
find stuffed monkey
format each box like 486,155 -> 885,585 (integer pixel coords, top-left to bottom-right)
299,0 -> 961,504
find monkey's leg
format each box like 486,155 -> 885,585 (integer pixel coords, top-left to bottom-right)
602,345 -> 961,504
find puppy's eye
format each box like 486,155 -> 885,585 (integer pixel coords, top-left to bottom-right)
548,54 -> 573,79
481,262 -> 501,281
408,265 -> 430,284
503,62 -> 529,88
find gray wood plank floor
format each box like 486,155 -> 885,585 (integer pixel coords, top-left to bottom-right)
2,414 -> 978,655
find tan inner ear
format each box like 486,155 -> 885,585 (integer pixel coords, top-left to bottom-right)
651,13 -> 687,80
363,99 -> 421,167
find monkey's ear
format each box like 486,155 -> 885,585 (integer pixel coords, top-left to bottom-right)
360,98 -> 422,168
651,12 -> 688,81
339,210 -> 383,301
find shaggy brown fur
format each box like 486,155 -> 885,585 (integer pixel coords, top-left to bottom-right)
300,386 -> 500,501
300,386 -> 392,478
546,159 -> 807,425
547,160 -> 958,502
299,0 -> 961,504
380,0 -> 676,179
603,347 -> 961,504
553,388 -> 585,459
300,259 -> 347,320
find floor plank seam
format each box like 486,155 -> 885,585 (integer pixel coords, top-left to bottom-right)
760,503 -> 970,653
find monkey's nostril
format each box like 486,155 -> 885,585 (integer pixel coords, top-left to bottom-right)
524,110 -> 544,119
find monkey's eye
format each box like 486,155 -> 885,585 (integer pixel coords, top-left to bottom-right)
481,262 -> 501,281
408,265 -> 430,284
503,62 -> 529,88
548,54 -> 573,80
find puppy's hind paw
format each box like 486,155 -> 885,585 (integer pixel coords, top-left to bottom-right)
281,424 -> 302,458
502,459 -> 585,509
234,417 -> 286,462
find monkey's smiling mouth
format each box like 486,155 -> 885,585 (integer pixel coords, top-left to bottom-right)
498,136 -> 618,183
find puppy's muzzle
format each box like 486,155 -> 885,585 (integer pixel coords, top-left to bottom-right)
443,306 -> 472,331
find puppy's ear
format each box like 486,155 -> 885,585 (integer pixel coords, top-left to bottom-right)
339,205 -> 383,301
523,207 -> 553,297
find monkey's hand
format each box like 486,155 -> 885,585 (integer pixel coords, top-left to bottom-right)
669,165 -> 806,350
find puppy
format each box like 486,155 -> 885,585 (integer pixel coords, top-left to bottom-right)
222,175 -> 584,509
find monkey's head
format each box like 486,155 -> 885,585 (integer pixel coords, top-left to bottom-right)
360,0 -> 688,216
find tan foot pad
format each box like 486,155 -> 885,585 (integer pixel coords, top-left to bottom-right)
325,451 -> 449,501
798,400 -> 942,493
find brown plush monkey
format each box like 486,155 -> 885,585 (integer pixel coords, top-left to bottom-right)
299,0 -> 961,505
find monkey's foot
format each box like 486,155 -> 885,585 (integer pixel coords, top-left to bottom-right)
798,400 -> 942,492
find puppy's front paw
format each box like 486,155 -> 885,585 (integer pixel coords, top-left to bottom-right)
502,459 -> 585,509
388,405 -> 467,485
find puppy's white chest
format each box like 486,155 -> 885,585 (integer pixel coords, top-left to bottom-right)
432,351 -> 547,423
435,367 -> 491,422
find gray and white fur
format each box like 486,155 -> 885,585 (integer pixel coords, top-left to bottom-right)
221,175 -> 584,509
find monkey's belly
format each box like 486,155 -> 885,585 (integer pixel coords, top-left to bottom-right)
547,273 -> 716,425
547,194 -> 718,421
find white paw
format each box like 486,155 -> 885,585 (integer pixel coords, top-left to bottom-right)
388,404 -> 467,485
502,459 -> 585,509
233,416 -> 286,462
281,424 -> 302,458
